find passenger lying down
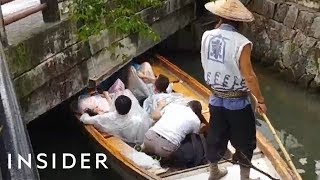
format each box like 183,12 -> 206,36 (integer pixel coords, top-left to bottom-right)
128,62 -> 173,100
142,100 -> 206,159
80,91 -> 154,144
78,79 -> 125,114
78,86 -> 112,114
142,75 -> 190,114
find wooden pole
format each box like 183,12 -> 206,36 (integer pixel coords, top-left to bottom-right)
251,94 -> 302,180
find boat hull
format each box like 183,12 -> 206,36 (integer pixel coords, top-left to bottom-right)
74,54 -> 294,180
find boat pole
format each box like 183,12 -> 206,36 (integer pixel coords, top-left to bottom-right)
251,94 -> 302,180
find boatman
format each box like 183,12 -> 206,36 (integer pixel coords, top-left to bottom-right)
200,0 -> 267,179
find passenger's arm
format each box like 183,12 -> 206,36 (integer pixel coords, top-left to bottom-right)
239,44 -> 267,114
138,72 -> 156,84
103,91 -> 112,104
80,113 -> 98,125
192,120 -> 201,134
151,100 -> 166,121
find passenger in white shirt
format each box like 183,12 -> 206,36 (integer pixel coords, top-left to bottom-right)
80,94 -> 154,144
142,74 -> 190,114
143,100 -> 207,158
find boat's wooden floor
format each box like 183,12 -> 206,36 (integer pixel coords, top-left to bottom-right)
153,61 -> 210,119
163,156 -> 279,180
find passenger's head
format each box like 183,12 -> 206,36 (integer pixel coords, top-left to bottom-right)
154,74 -> 169,93
87,86 -> 97,95
115,95 -> 132,115
85,108 -> 99,117
87,85 -> 103,95
187,100 -> 207,125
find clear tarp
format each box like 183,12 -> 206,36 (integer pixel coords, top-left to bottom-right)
143,92 -> 191,115
80,89 -> 154,144
127,66 -> 154,101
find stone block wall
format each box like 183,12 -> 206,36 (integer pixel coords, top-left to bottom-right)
240,0 -> 320,90
288,0 -> 320,10
5,0 -> 195,123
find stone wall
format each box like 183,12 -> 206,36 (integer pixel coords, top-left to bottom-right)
240,0 -> 320,90
5,0 -> 195,123
287,0 -> 320,10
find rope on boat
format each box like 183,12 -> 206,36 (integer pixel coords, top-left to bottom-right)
218,152 -> 279,180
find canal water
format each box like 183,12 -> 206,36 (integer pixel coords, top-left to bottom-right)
27,102 -> 122,180
27,51 -> 320,179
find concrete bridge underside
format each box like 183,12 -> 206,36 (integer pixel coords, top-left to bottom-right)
4,0 -> 195,123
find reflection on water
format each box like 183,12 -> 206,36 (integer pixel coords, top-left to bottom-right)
256,120 -> 304,150
315,160 -> 320,177
256,65 -> 320,180
282,131 -> 304,150
299,158 -> 308,166
163,51 -> 320,180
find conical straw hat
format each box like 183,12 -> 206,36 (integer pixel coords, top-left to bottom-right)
205,0 -> 254,22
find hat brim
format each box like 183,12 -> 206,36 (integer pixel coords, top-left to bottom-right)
205,0 -> 254,22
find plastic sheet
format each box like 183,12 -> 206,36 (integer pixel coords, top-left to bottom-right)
78,79 -> 125,114
143,92 -> 191,115
80,89 -> 153,144
127,66 -> 154,100
128,151 -> 164,172
78,94 -> 111,114
108,78 -> 125,94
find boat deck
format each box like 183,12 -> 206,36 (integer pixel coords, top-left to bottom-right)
166,158 -> 279,180
162,143 -> 280,179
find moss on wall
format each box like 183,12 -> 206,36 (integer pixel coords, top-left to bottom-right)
5,43 -> 32,78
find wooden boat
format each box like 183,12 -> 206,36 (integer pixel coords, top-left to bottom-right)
74,54 -> 296,180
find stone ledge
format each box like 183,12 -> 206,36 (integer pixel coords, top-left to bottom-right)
5,19 -> 77,78
11,0 -> 194,101
19,3 -> 195,123
13,41 -> 91,99
6,0 -> 193,80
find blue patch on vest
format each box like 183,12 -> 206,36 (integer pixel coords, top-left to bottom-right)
207,34 -> 229,64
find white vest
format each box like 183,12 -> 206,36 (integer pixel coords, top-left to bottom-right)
201,24 -> 252,92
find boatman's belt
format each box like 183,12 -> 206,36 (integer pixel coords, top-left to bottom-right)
213,90 -> 248,99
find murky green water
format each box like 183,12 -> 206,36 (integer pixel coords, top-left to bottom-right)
27,103 -> 123,180
164,51 -> 320,180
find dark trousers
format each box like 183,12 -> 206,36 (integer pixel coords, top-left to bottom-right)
206,104 -> 256,165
